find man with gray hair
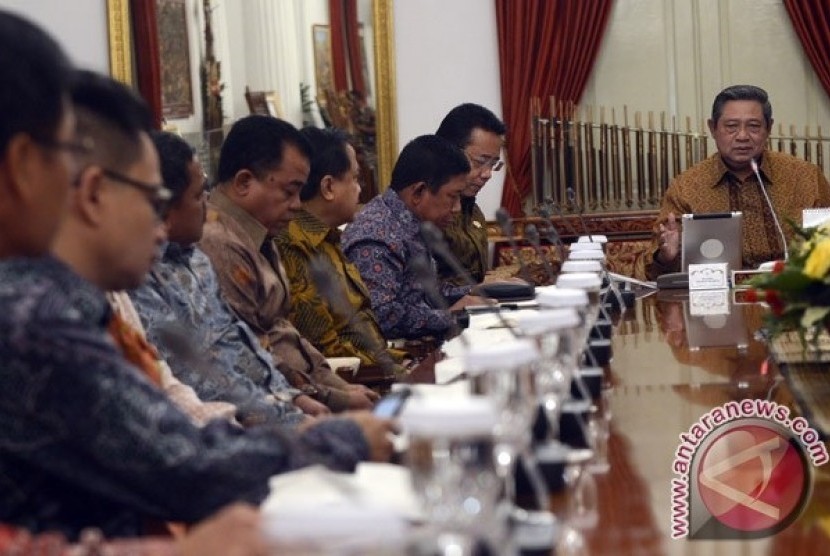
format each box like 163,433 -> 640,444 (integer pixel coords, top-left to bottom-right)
647,84 -> 830,279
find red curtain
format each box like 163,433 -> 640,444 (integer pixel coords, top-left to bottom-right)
344,0 -> 365,95
329,0 -> 365,95
783,0 -> 830,100
130,0 -> 163,129
329,0 -> 349,92
496,0 -> 614,216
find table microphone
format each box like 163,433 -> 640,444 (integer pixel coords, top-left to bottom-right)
750,158 -> 789,262
408,253 -> 469,345
525,223 -> 557,285
419,221 -> 520,338
536,203 -> 567,263
543,196 -> 581,238
495,207 -> 532,282
308,255 -> 399,375
567,187 -> 595,243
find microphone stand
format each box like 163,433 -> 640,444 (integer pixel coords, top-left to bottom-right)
566,187 -> 626,314
495,207 -> 532,283
750,158 -> 789,262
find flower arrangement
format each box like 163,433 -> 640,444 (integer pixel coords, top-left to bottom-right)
747,222 -> 830,341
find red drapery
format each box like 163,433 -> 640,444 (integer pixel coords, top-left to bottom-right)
496,0 -> 614,216
328,0 -> 365,95
329,0 -> 349,92
130,0 -> 163,129
783,0 -> 830,100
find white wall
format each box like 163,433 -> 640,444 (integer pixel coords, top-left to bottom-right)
0,0 -> 108,73
581,0 -> 830,151
394,0 -> 505,219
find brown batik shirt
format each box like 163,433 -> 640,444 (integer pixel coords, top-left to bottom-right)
199,189 -> 351,411
646,151 -> 830,279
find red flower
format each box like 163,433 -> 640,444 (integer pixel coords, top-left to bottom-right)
773,260 -> 786,274
765,289 -> 785,316
744,289 -> 759,303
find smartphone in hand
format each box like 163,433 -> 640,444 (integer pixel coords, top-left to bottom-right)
372,388 -> 412,418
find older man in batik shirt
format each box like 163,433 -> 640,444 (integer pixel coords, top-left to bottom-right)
648,85 -> 830,279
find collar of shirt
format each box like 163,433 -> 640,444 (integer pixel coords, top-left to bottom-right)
711,151 -> 774,188
291,208 -> 341,248
162,241 -> 196,263
383,188 -> 421,237
208,188 -> 270,250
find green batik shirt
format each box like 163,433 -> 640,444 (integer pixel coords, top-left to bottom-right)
275,209 -> 406,376
437,197 -> 489,286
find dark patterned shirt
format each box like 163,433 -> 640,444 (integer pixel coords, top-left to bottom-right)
275,209 -> 406,374
437,197 -> 489,286
0,257 -> 369,540
341,189 -> 471,339
647,151 -> 830,279
129,243 -> 304,427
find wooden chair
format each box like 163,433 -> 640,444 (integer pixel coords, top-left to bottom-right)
244,87 -> 282,118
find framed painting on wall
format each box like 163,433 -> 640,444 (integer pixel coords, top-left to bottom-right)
157,0 -> 194,119
312,24 -> 333,97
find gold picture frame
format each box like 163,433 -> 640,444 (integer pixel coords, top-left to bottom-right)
106,0 -> 133,86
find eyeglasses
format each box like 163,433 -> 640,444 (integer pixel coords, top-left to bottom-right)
33,135 -> 95,157
102,168 -> 173,218
468,154 -> 504,173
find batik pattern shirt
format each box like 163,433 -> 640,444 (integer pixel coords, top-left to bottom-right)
437,197 -> 489,286
199,190 -> 351,411
647,151 -> 830,279
0,257 -> 369,540
341,189 -> 471,339
130,243 -> 304,427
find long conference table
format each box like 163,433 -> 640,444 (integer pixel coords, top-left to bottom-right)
406,291 -> 830,555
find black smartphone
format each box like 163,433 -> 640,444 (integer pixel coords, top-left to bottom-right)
373,388 -> 412,418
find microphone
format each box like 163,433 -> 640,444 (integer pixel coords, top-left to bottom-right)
308,255 -> 399,376
543,196 -> 581,238
419,222 -> 520,338
524,223 -> 557,285
495,207 -> 532,283
536,203 -> 567,263
408,253 -> 469,345
567,187 -> 595,243
750,158 -> 789,262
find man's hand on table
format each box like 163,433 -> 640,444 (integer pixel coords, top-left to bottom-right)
294,394 -> 330,416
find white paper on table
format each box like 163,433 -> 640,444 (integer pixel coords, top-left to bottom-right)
408,381 -> 471,399
262,463 -> 423,523
433,357 -> 465,384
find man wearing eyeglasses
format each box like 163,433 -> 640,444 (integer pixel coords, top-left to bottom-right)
435,103 -> 506,285
1,67 -> 393,540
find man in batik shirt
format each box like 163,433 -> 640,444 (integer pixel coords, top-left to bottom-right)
647,84 -> 830,279
342,135 -> 488,339
276,127 -> 407,377
199,116 -> 378,412
130,131 -> 313,424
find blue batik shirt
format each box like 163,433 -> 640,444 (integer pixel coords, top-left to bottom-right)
130,242 -> 304,426
0,256 -> 369,539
